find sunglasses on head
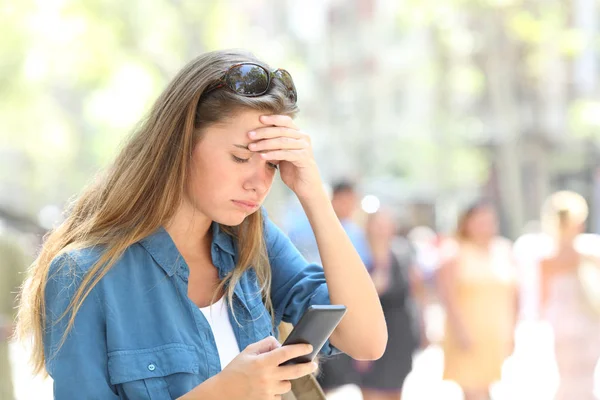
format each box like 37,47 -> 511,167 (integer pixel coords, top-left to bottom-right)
204,62 -> 297,103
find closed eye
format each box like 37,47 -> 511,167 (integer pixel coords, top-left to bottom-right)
232,154 -> 278,170
232,155 -> 250,163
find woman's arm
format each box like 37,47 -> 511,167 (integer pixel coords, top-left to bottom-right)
246,115 -> 386,360
300,190 -> 387,360
538,259 -> 550,313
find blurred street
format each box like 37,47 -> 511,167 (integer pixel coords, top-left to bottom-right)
3,0 -> 600,398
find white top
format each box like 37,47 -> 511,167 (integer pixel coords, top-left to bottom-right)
199,296 -> 241,370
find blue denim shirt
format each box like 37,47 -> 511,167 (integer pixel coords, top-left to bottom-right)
44,215 -> 337,399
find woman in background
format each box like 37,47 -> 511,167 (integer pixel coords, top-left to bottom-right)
539,191 -> 600,399
354,208 -> 422,400
437,201 -> 518,400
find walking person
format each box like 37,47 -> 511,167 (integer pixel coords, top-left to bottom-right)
354,208 -> 423,400
437,201 -> 518,400
539,191 -> 600,399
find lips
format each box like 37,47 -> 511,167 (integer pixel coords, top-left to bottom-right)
232,200 -> 259,209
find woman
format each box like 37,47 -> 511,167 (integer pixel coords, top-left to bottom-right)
437,201 -> 517,400
539,191 -> 600,399
16,50 -> 387,400
354,208 -> 422,400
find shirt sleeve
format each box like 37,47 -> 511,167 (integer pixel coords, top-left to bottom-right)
44,253 -> 119,399
264,216 -> 340,357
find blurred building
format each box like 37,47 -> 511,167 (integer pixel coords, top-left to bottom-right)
1,0 -> 599,238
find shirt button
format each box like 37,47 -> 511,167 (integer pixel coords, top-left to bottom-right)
148,363 -> 156,372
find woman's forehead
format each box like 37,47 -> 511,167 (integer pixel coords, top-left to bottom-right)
204,109 -> 268,144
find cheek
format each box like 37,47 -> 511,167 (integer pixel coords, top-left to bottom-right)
199,145 -> 236,177
188,153 -> 232,199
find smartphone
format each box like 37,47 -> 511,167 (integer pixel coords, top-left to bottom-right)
280,304 -> 347,365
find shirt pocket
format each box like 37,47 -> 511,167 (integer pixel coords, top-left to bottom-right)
107,343 -> 200,400
247,297 -> 275,339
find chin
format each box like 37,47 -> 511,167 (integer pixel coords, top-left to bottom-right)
213,211 -> 251,227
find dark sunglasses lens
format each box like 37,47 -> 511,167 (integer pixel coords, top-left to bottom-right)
225,64 -> 269,95
275,70 -> 297,103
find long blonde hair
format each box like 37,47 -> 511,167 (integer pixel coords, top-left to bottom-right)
16,49 -> 298,376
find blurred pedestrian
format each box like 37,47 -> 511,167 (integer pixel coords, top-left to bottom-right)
286,201 -> 322,263
288,181 -> 371,266
317,181 -> 373,393
354,208 -> 423,400
539,191 -> 600,399
329,181 -> 372,267
437,200 -> 518,400
0,231 -> 29,400
408,225 -> 440,288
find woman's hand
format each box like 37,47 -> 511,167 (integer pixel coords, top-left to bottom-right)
248,115 -> 323,202
217,336 -> 318,400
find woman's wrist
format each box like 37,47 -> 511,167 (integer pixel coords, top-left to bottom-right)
297,185 -> 330,211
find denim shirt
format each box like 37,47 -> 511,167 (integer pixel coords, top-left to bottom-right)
44,215 -> 337,399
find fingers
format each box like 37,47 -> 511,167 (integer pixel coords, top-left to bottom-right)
259,150 -> 310,164
261,343 -> 313,365
248,116 -> 312,164
249,127 -> 306,143
241,339 -> 316,398
244,336 -> 281,355
249,136 -> 309,153
259,114 -> 298,130
277,361 -> 319,381
275,380 -> 292,396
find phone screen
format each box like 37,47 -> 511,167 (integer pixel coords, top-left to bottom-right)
281,305 -> 347,365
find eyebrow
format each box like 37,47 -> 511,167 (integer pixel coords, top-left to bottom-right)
233,144 -> 250,150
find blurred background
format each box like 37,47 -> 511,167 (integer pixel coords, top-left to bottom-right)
1,0 -> 600,399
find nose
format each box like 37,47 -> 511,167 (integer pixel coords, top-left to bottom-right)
242,161 -> 273,195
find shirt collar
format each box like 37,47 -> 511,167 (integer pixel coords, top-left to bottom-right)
139,223 -> 236,277
211,222 -> 236,256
